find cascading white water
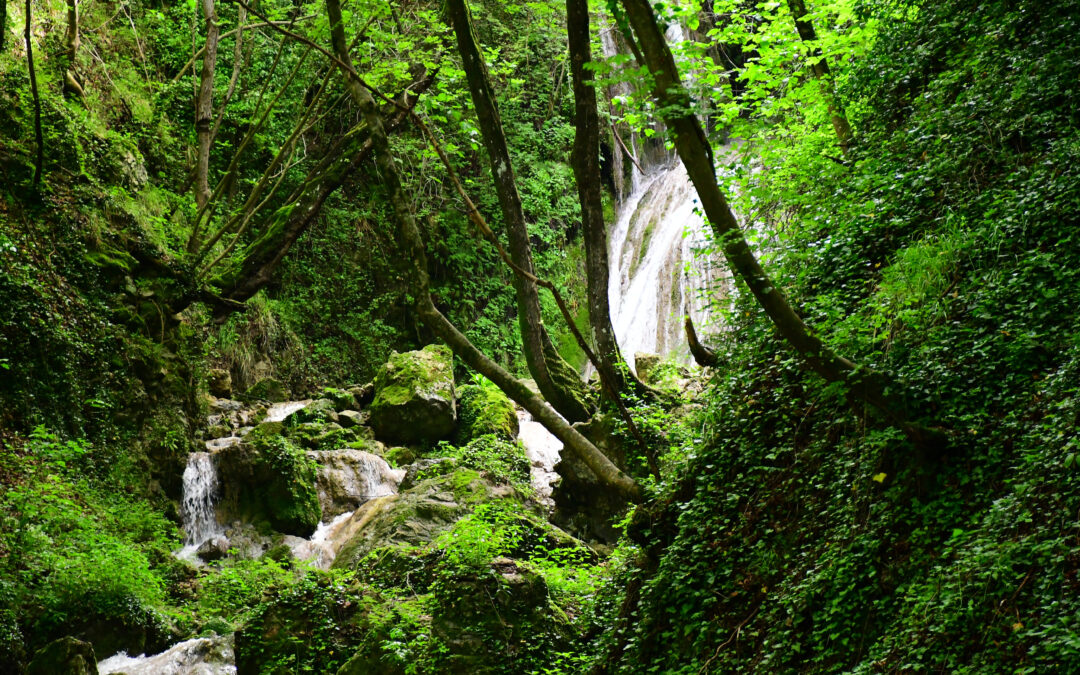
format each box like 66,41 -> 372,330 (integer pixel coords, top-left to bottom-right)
178,452 -> 224,559
98,635 -> 235,674
515,410 -> 563,504
264,399 -> 311,423
599,19 -> 726,372
607,163 -> 722,370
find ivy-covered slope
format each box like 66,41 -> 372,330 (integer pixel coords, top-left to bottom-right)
600,0 -> 1080,671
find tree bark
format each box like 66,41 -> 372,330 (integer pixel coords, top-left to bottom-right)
190,0 -> 220,252
445,0 -> 592,423
619,0 -> 937,444
324,0 -> 640,500
685,316 -> 719,367
24,0 -> 42,186
785,0 -> 853,154
2,0 -> 7,53
63,0 -> 83,97
566,0 -> 642,397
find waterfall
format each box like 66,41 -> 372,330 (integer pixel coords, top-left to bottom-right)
98,635 -> 235,674
607,163 -> 722,370
599,18 -> 725,372
516,410 -> 563,504
178,452 -> 224,559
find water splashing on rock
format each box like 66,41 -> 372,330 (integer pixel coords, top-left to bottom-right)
178,452 -> 224,560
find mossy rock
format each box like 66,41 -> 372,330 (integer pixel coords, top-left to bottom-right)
235,576 -> 365,675
429,558 -> 572,674
332,468 -> 504,570
287,398 -> 339,426
455,384 -> 519,443
216,432 -> 321,537
369,345 -> 456,444
26,637 -> 97,675
244,378 -> 288,403
323,387 -> 358,411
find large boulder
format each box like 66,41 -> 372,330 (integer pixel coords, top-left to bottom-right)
455,383 -> 518,443
332,468 -> 504,569
216,430 -> 321,537
430,558 -> 561,674
26,637 -> 97,675
551,412 -> 631,545
207,368 -> 232,398
309,449 -> 405,518
369,345 -> 456,444
244,378 -> 288,403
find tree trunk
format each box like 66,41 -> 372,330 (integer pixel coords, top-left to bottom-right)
190,0 -> 219,252
24,0 -> 42,186
685,316 -> 719,367
785,0 -> 853,154
213,77 -> 432,305
619,0 -> 937,444
2,0 -> 7,53
63,0 -> 83,97
566,0 -> 641,396
324,0 -> 640,500
445,0 -> 592,423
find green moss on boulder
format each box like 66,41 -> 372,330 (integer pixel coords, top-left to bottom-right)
243,378 -> 288,403
369,345 -> 456,444
455,384 -> 518,443
216,431 -> 321,536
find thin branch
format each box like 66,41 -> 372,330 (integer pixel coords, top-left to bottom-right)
612,121 -> 646,175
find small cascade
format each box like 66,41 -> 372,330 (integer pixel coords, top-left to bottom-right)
284,509 -> 357,570
98,635 -> 235,674
286,450 -> 405,568
313,449 -> 406,518
264,399 -> 311,423
178,452 -> 225,560
516,410 -> 563,504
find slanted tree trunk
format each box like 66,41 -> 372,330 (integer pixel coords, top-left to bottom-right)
445,0 -> 592,423
785,0 -> 853,155
566,0 -> 642,396
24,0 -> 42,186
189,0 -> 219,252
619,0 -> 939,446
324,0 -> 640,500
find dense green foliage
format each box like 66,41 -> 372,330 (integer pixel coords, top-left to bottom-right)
599,0 -> 1080,671
3,0 -> 1080,671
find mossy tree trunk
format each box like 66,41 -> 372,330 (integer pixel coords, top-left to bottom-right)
445,0 -> 592,424
63,0 -> 83,97
189,0 -> 219,252
324,0 -> 640,500
566,0 -> 642,397
24,0 -> 42,186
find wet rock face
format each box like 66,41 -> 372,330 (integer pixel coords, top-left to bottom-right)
310,449 -> 404,518
369,345 -> 456,444
26,637 -> 97,675
331,468 -> 499,570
